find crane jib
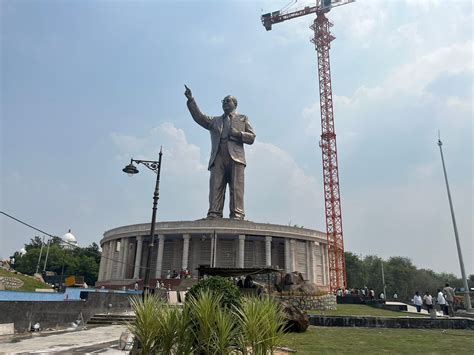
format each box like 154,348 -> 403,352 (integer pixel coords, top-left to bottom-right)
260,0 -> 355,31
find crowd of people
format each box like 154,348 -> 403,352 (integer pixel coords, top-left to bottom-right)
412,283 -> 457,316
335,286 -> 379,300
337,283 -> 460,316
165,268 -> 191,280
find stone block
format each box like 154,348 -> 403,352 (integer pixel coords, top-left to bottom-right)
0,323 -> 14,335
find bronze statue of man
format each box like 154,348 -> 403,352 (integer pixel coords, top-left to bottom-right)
184,85 -> 256,220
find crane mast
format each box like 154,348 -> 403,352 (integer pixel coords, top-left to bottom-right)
261,0 -> 353,291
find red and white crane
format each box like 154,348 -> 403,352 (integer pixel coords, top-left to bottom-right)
261,0 -> 354,291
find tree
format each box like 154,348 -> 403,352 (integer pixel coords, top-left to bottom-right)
362,255 -> 384,294
11,237 -> 100,285
344,252 -> 367,288
384,256 -> 417,300
344,252 -> 464,301
25,236 -> 45,251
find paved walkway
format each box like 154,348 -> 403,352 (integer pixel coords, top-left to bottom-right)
0,325 -> 128,354
385,301 -> 446,316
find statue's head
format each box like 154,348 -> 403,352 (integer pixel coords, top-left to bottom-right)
222,95 -> 237,114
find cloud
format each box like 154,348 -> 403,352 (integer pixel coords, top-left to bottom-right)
246,141 -> 323,227
111,122 -> 207,176
385,41 -> 473,96
204,34 -> 225,45
331,0 -> 387,43
404,0 -> 441,10
307,40 -> 473,119
388,22 -> 422,49
446,96 -> 472,112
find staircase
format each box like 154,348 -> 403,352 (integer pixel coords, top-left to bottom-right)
175,278 -> 198,291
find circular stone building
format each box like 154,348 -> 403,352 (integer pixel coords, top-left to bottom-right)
97,219 -> 330,289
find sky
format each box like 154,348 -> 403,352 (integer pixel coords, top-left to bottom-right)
1,0 -> 472,278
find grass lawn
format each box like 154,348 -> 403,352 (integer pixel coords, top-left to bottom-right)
284,326 -> 474,353
308,304 -> 426,317
0,268 -> 49,292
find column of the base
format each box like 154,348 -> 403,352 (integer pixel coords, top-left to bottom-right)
98,243 -> 107,281
182,234 -> 190,270
237,235 -> 245,268
155,235 -> 165,279
306,241 -> 313,283
265,236 -> 272,267
322,244 -> 328,286
133,236 -> 143,279
284,239 -> 291,272
117,238 -> 125,279
290,239 -> 297,273
313,242 -> 320,284
122,238 -> 130,279
106,241 -> 115,280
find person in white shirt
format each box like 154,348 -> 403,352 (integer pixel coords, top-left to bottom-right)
413,291 -> 423,312
423,291 -> 433,313
437,289 -> 448,315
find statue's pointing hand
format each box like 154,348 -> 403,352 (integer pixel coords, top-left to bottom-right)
184,85 -> 193,100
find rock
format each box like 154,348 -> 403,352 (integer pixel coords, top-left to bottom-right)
0,276 -> 24,289
296,282 -> 317,294
281,302 -> 309,333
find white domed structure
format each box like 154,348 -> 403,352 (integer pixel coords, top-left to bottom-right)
62,229 -> 78,248
19,248 -> 27,256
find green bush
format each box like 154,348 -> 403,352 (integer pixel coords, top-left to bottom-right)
188,276 -> 241,309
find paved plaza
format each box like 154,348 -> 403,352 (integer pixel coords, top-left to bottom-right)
0,325 -> 128,354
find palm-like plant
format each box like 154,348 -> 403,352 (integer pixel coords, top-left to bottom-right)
187,290 -> 238,354
173,305 -> 194,355
212,305 -> 238,354
128,294 -> 162,354
236,296 -> 286,354
129,294 -> 193,354
155,303 -> 181,353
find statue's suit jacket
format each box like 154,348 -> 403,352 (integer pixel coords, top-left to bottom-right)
187,98 -> 256,170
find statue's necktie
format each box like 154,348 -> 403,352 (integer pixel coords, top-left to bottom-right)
222,115 -> 230,139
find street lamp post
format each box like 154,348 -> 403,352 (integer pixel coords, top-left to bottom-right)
122,147 -> 163,296
437,137 -> 472,311
381,261 -> 387,301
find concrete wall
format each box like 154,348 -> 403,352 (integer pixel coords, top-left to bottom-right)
309,315 -> 474,329
0,292 -> 135,333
